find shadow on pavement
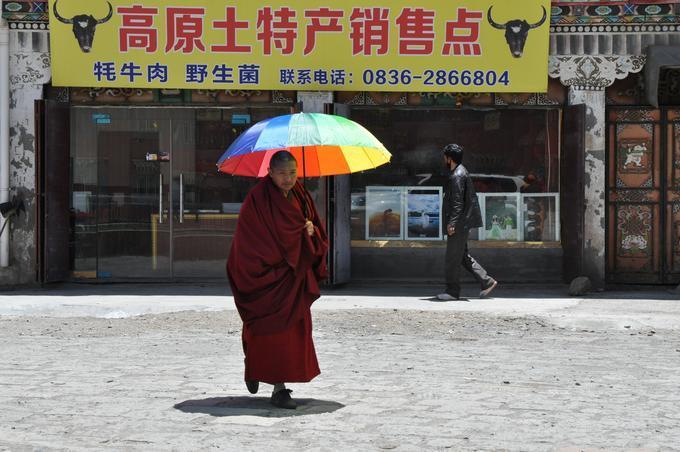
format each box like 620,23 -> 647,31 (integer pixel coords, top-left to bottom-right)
174,396 -> 345,417
0,281 -> 676,301
329,283 -> 679,300
421,296 -> 471,302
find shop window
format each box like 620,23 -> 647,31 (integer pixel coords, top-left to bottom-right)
349,107 -> 560,244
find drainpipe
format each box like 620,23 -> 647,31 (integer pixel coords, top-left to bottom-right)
0,19 -> 9,267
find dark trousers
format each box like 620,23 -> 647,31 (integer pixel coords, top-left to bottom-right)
445,229 -> 494,297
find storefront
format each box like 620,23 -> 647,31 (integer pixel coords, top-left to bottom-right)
69,106 -> 292,280
2,0 -> 679,287
345,105 -> 563,282
64,101 -> 566,283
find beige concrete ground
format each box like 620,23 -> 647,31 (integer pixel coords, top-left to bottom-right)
0,285 -> 679,451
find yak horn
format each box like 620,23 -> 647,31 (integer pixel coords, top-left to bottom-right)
486,7 -> 506,30
53,0 -> 74,24
529,6 -> 547,29
97,2 -> 113,24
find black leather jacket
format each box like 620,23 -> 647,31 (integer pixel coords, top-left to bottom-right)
443,164 -> 483,231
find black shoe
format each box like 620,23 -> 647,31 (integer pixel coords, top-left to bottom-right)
270,389 -> 297,409
245,380 -> 259,394
480,280 -> 498,298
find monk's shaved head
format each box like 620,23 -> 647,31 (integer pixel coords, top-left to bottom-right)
269,151 -> 297,169
268,150 -> 298,195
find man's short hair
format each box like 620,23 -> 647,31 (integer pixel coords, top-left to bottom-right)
269,150 -> 297,169
443,144 -> 464,164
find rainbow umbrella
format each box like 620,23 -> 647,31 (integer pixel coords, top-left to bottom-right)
217,113 -> 391,177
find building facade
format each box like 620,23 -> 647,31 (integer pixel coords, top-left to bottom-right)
1,0 -> 679,287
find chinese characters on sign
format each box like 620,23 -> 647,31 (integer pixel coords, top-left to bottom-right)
116,6 -> 486,57
49,1 -> 551,92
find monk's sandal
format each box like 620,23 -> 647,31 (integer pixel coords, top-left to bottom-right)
270,389 -> 297,409
246,380 -> 259,394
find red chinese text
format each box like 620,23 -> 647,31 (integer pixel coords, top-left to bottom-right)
212,7 -> 251,53
257,7 -> 297,55
442,8 -> 483,56
118,5 -> 159,53
349,8 -> 390,56
303,8 -> 344,55
165,7 -> 206,53
395,8 -> 435,55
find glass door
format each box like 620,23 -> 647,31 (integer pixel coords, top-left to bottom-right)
72,106 -> 295,281
95,119 -> 173,279
71,108 -> 173,280
171,109 -> 258,278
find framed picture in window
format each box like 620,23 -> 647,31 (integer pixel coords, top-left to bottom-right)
366,186 -> 403,240
406,187 -> 442,240
480,193 -> 521,241
521,193 -> 560,242
350,192 -> 367,241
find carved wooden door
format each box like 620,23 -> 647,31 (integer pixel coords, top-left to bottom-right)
607,108 -> 680,284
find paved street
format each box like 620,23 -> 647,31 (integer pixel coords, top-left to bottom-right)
1,284 -> 679,451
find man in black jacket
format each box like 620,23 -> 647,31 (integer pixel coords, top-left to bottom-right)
438,144 -> 497,301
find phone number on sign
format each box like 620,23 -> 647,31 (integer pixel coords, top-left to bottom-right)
362,69 -> 510,87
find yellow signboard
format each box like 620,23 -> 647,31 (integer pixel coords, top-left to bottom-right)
48,0 -> 550,92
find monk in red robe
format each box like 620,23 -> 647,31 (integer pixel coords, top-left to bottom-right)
227,150 -> 329,409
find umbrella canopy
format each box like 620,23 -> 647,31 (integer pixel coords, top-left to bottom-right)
217,113 -> 391,177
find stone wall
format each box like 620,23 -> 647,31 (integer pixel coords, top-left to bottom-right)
0,29 -> 49,285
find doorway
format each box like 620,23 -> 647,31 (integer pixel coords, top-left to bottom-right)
70,106 -> 290,280
607,107 -> 680,284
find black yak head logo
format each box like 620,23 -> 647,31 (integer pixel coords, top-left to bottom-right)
53,0 -> 113,53
487,6 -> 547,58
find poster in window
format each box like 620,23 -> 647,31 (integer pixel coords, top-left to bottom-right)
366,186 -> 403,240
350,192 -> 367,241
406,187 -> 442,240
481,194 -> 520,241
522,194 -> 560,241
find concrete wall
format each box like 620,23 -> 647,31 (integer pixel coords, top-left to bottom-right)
0,30 -> 49,286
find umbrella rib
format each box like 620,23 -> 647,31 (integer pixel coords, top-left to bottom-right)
362,146 -> 380,172
313,144 -> 322,176
228,155 -> 246,177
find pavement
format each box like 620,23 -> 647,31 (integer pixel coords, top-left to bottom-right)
0,283 -> 679,451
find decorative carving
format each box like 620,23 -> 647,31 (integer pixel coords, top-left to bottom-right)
2,1 -> 49,25
614,109 -> 656,122
675,125 -> 680,171
412,91 -> 490,107
55,87 -> 69,103
225,90 -> 262,98
549,55 -> 646,90
272,90 -> 294,104
618,139 -> 652,174
493,93 -> 560,106
9,52 -> 50,86
536,93 -> 560,105
617,205 -> 652,257
365,92 -> 408,106
69,87 -> 154,103
551,2 -> 679,26
641,177 -> 654,188
610,189 -> 653,203
195,90 -> 220,101
347,92 -> 367,105
86,88 -> 149,99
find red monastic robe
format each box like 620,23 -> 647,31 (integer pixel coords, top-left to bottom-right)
227,176 -> 329,384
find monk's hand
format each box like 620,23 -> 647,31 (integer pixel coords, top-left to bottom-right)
305,220 -> 315,237
447,224 -> 455,236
